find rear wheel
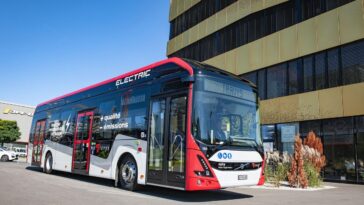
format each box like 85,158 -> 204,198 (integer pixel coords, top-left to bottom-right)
1,155 -> 9,162
44,153 -> 53,174
119,155 -> 139,191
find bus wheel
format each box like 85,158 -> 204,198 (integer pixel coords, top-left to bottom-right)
1,155 -> 9,162
119,155 -> 139,191
44,153 -> 53,174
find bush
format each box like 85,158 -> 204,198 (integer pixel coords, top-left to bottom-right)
304,161 -> 322,187
265,151 -> 290,187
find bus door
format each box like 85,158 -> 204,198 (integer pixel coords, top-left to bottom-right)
72,111 -> 94,174
147,93 -> 187,188
32,120 -> 46,166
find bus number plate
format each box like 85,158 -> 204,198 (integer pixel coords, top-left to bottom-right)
238,175 -> 248,180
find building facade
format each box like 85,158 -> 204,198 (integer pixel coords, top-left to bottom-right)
0,100 -> 35,149
167,0 -> 364,183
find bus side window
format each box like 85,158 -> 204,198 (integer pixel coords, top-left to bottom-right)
92,99 -> 117,159
46,111 -> 61,142
59,110 -> 76,147
120,89 -> 148,140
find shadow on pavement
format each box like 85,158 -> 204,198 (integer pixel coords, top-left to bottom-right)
138,186 -> 253,202
25,166 -> 253,202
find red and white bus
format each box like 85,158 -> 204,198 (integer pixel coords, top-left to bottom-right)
27,58 -> 264,191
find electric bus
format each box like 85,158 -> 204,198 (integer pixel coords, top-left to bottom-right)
27,57 -> 265,191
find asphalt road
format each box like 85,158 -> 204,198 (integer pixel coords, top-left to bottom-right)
1,162 -> 363,205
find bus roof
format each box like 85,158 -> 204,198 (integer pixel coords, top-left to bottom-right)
37,57 -> 193,107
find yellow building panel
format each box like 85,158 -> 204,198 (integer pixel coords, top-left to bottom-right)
225,50 -> 237,74
238,0 -> 251,18
184,0 -> 192,11
260,83 -> 364,124
260,98 -> 281,124
182,32 -> 190,48
169,0 -> 177,22
297,91 -> 320,121
339,0 -> 364,44
264,0 -> 280,8
204,53 -> 226,70
198,21 -> 207,39
263,33 -> 279,67
279,26 -> 298,62
343,82 -> 364,116
189,25 -> 199,44
205,14 -> 217,36
316,9 -> 340,51
168,0 -> 288,55
248,40 -> 264,71
216,9 -> 227,29
176,1 -> 185,19
169,0 -> 201,21
235,46 -> 250,74
167,41 -> 174,56
297,19 -> 317,57
174,35 -> 182,52
277,94 -> 300,123
251,0 -> 264,11
226,4 -> 238,23
318,87 -> 343,118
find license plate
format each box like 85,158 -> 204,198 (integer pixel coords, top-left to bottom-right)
238,175 -> 248,180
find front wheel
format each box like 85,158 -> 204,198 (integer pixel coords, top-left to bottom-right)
119,156 -> 139,191
1,155 -> 9,162
44,153 -> 53,174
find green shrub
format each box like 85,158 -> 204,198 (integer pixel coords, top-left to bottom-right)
265,162 -> 289,187
304,161 -> 322,187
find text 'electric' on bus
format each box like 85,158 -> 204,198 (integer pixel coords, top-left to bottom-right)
28,58 -> 265,191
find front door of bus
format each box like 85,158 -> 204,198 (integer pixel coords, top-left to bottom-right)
147,94 -> 187,188
32,120 -> 46,166
72,111 -> 93,174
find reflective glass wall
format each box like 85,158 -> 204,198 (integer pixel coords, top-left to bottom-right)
262,115 -> 364,183
243,40 -> 364,100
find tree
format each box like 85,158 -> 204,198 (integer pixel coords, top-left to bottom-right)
288,135 -> 308,188
0,119 -> 21,147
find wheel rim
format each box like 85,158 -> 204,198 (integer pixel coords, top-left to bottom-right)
121,161 -> 136,184
46,156 -> 52,171
1,155 -> 7,161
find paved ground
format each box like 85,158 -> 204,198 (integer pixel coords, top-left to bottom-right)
1,162 -> 363,205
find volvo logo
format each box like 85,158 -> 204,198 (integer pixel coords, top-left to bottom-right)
217,152 -> 232,159
235,163 -> 249,170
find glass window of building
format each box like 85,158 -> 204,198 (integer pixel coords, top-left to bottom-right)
323,118 -> 356,181
258,69 -> 267,100
267,64 -> 287,99
357,116 -> 364,182
315,52 -> 327,90
247,16 -> 257,43
261,125 -> 277,153
303,55 -> 315,92
288,60 -> 299,95
327,48 -> 341,88
299,120 -> 322,138
341,41 -> 364,85
243,72 -> 257,85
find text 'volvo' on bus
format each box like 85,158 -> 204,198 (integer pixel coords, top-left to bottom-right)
28,57 -> 265,191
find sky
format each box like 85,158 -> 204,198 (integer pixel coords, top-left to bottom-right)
0,0 -> 170,106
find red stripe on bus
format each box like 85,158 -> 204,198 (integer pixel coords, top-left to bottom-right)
37,57 -> 193,107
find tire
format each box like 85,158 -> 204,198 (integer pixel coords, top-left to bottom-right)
44,153 -> 53,174
1,155 -> 9,162
119,155 -> 139,191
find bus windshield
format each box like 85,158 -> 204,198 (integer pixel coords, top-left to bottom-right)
192,75 -> 262,148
